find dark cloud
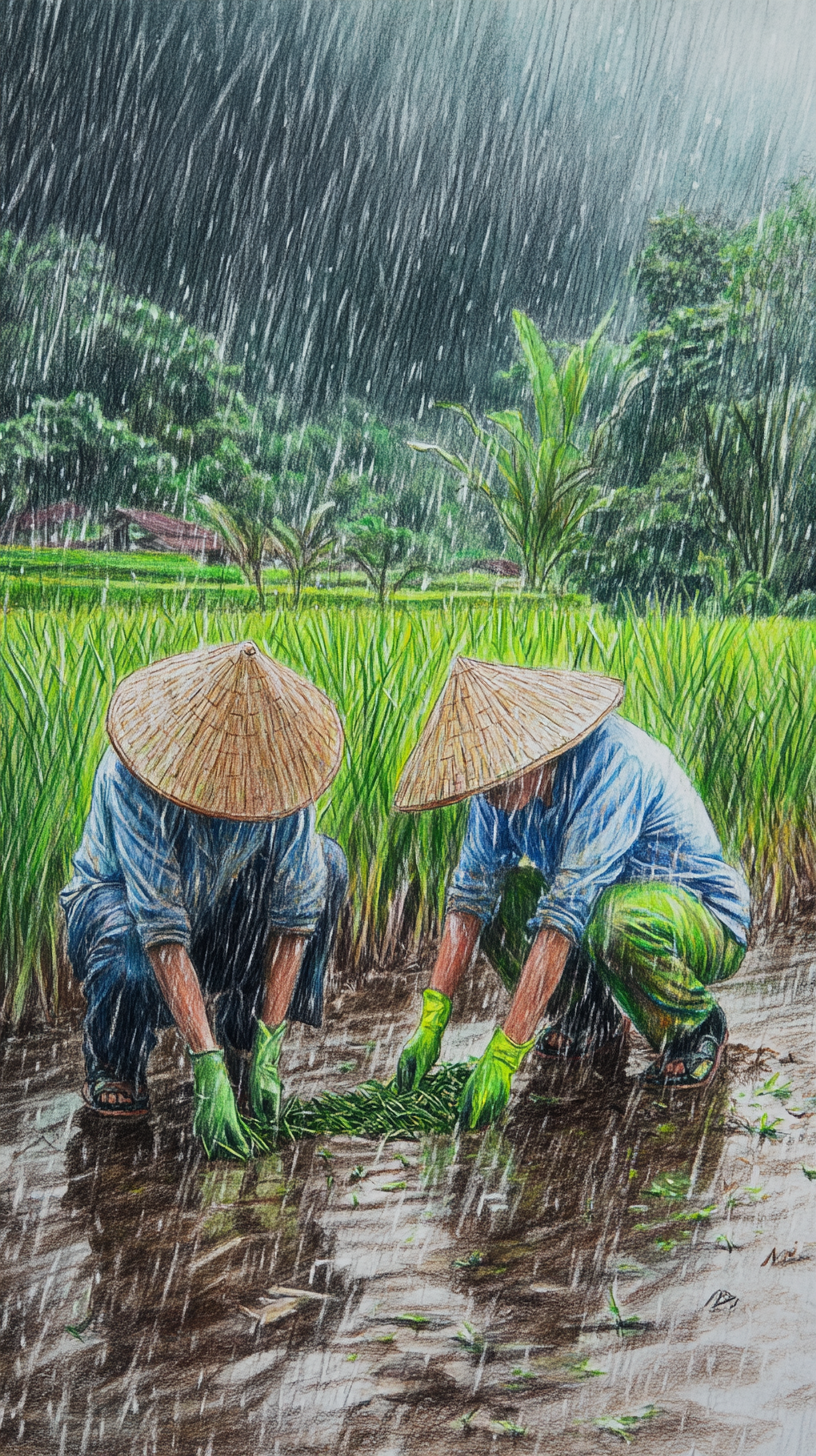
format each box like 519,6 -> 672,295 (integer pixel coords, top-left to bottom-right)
2,0 -> 814,409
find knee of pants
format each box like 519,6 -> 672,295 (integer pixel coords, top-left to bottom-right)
320,836 -> 349,908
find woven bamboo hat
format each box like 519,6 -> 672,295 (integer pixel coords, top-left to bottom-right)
393,656 -> 624,811
107,641 -> 344,820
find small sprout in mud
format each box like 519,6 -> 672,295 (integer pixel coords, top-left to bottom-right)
645,1171 -> 691,1200
374,1333 -> 395,1343
755,1112 -> 783,1140
529,1092 -> 561,1106
608,1287 -> 642,1335
65,1312 -> 93,1341
380,1179 -> 407,1191
743,1185 -> 767,1202
454,1250 -> 484,1268
350,1165 -> 367,1182
754,1073 -> 792,1100
351,1192 -> 359,1209
802,1166 -> 816,1181
454,1320 -> 486,1354
655,1122 -> 675,1136
593,1406 -> 658,1443
325,1174 -> 334,1192
714,1233 -> 738,1251
674,1203 -> 718,1222
506,1366 -> 537,1389
396,1312 -> 430,1327
346,1352 -> 359,1361
393,1152 -> 413,1166
454,1407 -> 481,1429
317,1147 -> 334,1162
570,1358 -> 607,1378
492,1418 -> 527,1437
338,1060 -> 357,1073
655,1238 -> 678,1253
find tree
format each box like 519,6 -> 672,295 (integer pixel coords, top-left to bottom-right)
410,309 -> 644,591
198,479 -> 276,610
344,515 -> 426,605
267,501 -> 337,606
698,384 -> 816,594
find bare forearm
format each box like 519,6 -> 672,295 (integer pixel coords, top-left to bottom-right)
261,932 -> 308,1027
429,912 -> 482,1000
148,943 -> 216,1053
503,927 -> 571,1045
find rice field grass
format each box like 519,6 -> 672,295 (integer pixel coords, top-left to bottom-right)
2,596 -> 816,1023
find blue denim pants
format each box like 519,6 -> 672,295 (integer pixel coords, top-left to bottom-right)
64,836 -> 348,1090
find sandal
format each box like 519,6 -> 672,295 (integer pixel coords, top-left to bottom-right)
82,1078 -> 150,1118
641,1007 -> 728,1091
535,1016 -> 630,1062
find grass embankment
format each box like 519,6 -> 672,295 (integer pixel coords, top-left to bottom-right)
2,599 -> 816,1024
0,545 -> 534,611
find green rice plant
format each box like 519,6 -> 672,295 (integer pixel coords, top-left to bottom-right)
3,596 -> 816,1020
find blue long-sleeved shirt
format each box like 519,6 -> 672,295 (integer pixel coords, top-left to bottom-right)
60,748 -> 327,950
447,716 -> 750,945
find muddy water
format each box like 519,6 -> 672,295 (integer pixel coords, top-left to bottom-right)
1,932 -> 815,1456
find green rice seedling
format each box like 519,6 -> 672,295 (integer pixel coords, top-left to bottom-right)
593,1406 -> 658,1443
453,1250 -> 484,1268
803,1166 -> 816,1181
570,1358 -> 607,1378
454,1320 -> 486,1354
491,1418 -> 527,1437
644,1171 -> 691,1200
607,1287 -> 642,1335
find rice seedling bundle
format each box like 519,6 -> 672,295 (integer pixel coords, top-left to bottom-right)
2,597 -> 816,1021
275,1062 -> 471,1143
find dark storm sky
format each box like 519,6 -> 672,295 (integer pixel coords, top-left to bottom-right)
1,0 -> 814,412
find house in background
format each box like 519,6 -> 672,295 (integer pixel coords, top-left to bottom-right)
99,508 -> 225,564
0,500 -> 88,546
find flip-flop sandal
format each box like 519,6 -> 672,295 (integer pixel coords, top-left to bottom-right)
535,1017 -> 630,1062
641,1008 -> 728,1091
82,1078 -> 150,1118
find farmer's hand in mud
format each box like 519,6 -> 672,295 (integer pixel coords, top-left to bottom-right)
396,988 -> 452,1092
456,1027 -> 535,1131
249,1018 -> 287,1129
190,1048 -> 252,1160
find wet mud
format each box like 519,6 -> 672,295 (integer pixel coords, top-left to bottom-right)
1,930 -> 815,1455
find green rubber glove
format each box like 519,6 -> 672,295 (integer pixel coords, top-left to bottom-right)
456,1026 -> 535,1131
190,1048 -> 252,1161
249,1018 -> 287,1129
396,987 -> 452,1092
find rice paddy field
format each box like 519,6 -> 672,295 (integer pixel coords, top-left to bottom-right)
3,589 -> 816,1024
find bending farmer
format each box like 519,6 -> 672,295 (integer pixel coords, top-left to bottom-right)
392,657 -> 749,1130
61,641 -> 347,1158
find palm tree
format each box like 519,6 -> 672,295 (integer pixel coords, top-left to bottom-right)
344,515 -> 425,605
267,501 -> 337,606
410,309 -> 644,591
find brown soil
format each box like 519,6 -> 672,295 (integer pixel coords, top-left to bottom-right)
1,930 -> 815,1455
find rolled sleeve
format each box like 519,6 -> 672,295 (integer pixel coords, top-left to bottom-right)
446,797 -> 517,925
531,748 -> 646,944
266,807 -> 327,935
105,761 -> 191,951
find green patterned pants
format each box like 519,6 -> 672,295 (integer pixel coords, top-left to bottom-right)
480,868 -> 745,1050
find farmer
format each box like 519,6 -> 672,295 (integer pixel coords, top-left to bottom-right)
60,640 -> 347,1159
392,657 -> 750,1129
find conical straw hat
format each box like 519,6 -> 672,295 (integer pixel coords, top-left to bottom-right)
107,641 -> 344,820
393,657 -> 624,811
